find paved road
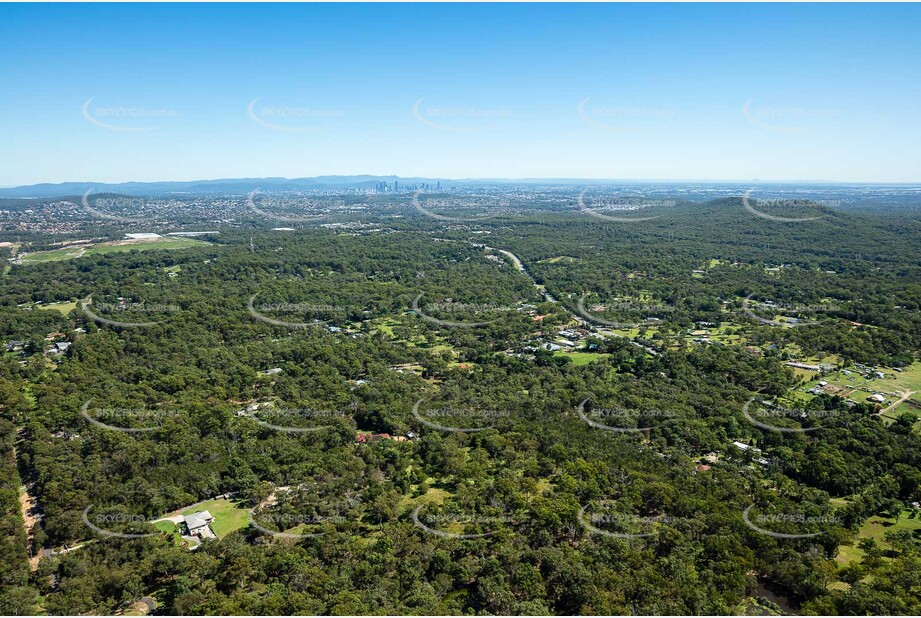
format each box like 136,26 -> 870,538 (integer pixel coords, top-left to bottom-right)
473,242 -> 660,357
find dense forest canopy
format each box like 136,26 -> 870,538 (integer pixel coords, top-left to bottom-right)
1,193 -> 920,615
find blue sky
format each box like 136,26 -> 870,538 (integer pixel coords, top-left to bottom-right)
1,2 -> 919,185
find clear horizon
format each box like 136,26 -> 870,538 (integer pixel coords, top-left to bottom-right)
2,3 -> 920,185
5,175 -> 921,191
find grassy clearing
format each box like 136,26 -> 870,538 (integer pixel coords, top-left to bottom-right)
36,300 -> 78,315
792,361 -> 921,416
883,399 -> 921,422
398,486 -> 452,513
554,351 -> 610,366
20,237 -> 208,264
153,520 -> 177,534
372,317 -> 398,337
540,255 -> 578,264
151,520 -> 185,547
179,498 -> 249,538
837,508 -> 921,567
888,361 -> 921,392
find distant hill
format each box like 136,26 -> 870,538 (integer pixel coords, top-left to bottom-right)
0,176 -> 462,198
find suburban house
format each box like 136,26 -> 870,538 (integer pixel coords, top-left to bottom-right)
732,440 -> 761,454
184,511 -> 216,539
355,432 -> 411,443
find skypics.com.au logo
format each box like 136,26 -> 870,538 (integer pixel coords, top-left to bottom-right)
412,399 -> 509,433
741,293 -> 839,328
247,98 -> 344,132
82,98 -> 179,132
575,295 -> 675,329
246,190 -> 340,223
742,98 -> 841,133
248,510 -> 347,539
741,398 -> 842,434
80,400 -> 180,433
243,404 -> 355,434
80,189 -> 157,223
742,504 -> 842,539
81,296 -> 180,329
576,190 -> 672,222
578,500 -> 685,539
576,399 -> 675,433
411,191 -> 512,223
411,505 -> 511,539
741,190 -> 835,223
412,98 -> 510,133
412,293 -> 517,328
82,490 -> 168,540
577,98 -> 674,133
247,291 -> 349,329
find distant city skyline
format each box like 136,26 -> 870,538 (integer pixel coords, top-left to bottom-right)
1,3 -> 920,185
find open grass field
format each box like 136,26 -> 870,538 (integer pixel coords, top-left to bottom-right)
153,520 -> 177,534
554,350 -> 610,366
791,361 -> 921,418
603,326 -> 653,339
371,316 -> 398,337
36,300 -> 79,315
837,508 -> 921,567
179,498 -> 249,539
20,237 -> 209,264
705,322 -> 747,345
887,361 -> 921,392
883,399 -> 921,423
151,520 -> 186,547
398,486 -> 452,512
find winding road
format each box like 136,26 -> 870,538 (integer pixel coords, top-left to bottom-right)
470,241 -> 660,357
